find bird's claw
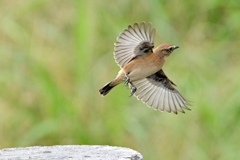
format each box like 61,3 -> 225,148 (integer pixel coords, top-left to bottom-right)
124,73 -> 137,96
129,84 -> 137,97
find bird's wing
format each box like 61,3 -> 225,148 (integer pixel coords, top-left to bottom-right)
132,69 -> 190,114
114,22 -> 156,68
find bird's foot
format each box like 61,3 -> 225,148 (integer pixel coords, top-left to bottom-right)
124,73 -> 137,96
129,83 -> 137,97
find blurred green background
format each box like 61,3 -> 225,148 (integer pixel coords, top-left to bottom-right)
0,0 -> 240,159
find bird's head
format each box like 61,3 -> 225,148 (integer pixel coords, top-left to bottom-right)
154,43 -> 179,56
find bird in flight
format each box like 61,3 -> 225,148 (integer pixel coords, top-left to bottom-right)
99,22 -> 190,114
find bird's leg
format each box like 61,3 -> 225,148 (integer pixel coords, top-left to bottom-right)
124,73 -> 130,88
124,73 -> 137,97
129,81 -> 137,97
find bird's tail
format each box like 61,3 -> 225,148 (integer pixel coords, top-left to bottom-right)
99,81 -> 116,96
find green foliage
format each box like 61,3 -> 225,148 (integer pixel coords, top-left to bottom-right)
0,0 -> 240,159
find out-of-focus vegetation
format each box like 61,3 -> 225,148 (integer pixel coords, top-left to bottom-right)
0,0 -> 240,159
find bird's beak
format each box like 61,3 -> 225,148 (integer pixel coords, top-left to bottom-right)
174,46 -> 179,50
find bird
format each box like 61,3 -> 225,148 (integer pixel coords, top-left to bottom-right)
99,22 -> 190,114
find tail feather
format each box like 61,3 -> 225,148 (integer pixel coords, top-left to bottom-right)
99,82 -> 115,96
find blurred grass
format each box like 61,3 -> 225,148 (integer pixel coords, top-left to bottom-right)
0,0 -> 240,159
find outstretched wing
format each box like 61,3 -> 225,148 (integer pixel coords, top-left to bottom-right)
133,69 -> 190,114
114,22 -> 156,68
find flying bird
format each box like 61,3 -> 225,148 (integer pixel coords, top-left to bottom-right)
99,22 -> 190,114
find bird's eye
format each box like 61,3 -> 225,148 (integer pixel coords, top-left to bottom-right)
161,49 -> 170,54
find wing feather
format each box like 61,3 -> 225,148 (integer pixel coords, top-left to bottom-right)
114,22 -> 156,68
133,69 -> 190,114
123,30 -> 141,42
168,90 -> 176,113
127,25 -> 143,41
145,23 -> 151,42
156,88 -> 164,110
161,89 -> 166,111
134,23 -> 145,40
146,86 -> 158,107
152,87 -> 162,110
140,23 -> 147,41
119,32 -> 139,43
137,83 -> 153,100
164,89 -> 170,112
170,92 -> 178,114
141,85 -> 156,103
172,93 -> 185,113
